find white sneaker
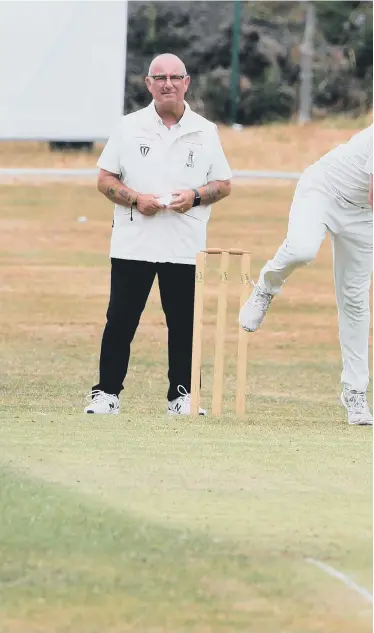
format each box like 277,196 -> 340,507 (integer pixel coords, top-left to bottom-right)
341,389 -> 373,426
84,390 -> 120,414
239,283 -> 274,332
167,385 -> 206,416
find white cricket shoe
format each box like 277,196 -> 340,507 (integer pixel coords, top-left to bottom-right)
239,284 -> 274,332
84,390 -> 120,414
341,389 -> 373,426
167,385 -> 206,416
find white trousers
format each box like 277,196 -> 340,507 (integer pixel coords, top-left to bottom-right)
259,166 -> 373,392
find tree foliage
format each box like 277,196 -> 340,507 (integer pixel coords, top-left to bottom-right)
125,1 -> 373,123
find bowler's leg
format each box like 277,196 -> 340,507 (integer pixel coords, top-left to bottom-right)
240,177 -> 328,331
332,213 -> 373,424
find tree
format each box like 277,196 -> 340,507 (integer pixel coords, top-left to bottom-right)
298,1 -> 316,123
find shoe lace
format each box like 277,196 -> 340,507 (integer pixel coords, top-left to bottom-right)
345,391 -> 367,414
86,389 -> 117,404
177,385 -> 190,403
252,283 -> 273,309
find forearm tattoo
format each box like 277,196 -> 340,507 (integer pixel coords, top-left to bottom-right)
201,182 -> 222,204
119,189 -> 133,205
106,186 -> 133,205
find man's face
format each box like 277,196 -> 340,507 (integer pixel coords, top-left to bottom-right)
145,60 -> 190,107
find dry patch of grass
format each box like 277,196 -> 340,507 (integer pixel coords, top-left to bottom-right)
0,182 -> 341,361
219,120 -> 371,171
0,114 -> 371,171
0,181 -> 371,633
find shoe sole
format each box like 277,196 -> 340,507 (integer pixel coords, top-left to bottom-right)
239,316 -> 261,333
340,392 -> 373,425
167,410 -> 206,416
240,324 -> 258,332
85,410 -> 120,415
239,302 -> 271,333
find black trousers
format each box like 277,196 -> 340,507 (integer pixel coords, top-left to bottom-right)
94,258 -> 196,401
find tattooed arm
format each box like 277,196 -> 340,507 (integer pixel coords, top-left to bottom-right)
97,169 -> 137,206
198,180 -> 231,205
97,169 -> 163,215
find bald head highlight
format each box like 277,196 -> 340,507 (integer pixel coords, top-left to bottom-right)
148,54 -> 187,76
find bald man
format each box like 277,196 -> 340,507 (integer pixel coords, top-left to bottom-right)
85,54 -> 232,415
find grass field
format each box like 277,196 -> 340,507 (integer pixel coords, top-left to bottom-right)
0,152 -> 372,630
0,112 -> 372,172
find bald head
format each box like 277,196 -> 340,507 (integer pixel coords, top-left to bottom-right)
145,53 -> 190,115
148,54 -> 187,76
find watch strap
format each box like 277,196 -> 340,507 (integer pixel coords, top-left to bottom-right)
192,188 -> 201,207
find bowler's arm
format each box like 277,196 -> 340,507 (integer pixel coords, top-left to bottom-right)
97,168 -> 138,206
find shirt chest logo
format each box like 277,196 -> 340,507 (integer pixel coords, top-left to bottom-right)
185,150 -> 195,168
140,144 -> 150,157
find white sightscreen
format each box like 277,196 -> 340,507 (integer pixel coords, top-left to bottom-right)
0,0 -> 128,140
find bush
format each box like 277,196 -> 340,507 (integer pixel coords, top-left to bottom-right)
124,1 -> 373,124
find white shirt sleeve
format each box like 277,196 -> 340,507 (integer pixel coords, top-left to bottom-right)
97,122 -> 122,175
363,136 -> 373,174
207,125 -> 232,182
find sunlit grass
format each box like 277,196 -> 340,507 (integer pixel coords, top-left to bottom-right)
0,182 -> 371,633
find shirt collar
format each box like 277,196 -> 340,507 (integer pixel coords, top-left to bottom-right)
146,100 -> 197,132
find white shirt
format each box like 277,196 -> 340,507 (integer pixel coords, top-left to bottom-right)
314,124 -> 373,207
97,101 -> 232,264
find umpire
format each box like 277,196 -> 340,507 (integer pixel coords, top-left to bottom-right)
85,53 -> 232,415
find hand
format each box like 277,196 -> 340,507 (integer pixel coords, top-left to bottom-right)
167,189 -> 195,214
136,194 -> 164,216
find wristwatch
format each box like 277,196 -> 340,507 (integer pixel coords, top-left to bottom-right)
192,189 -> 201,207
